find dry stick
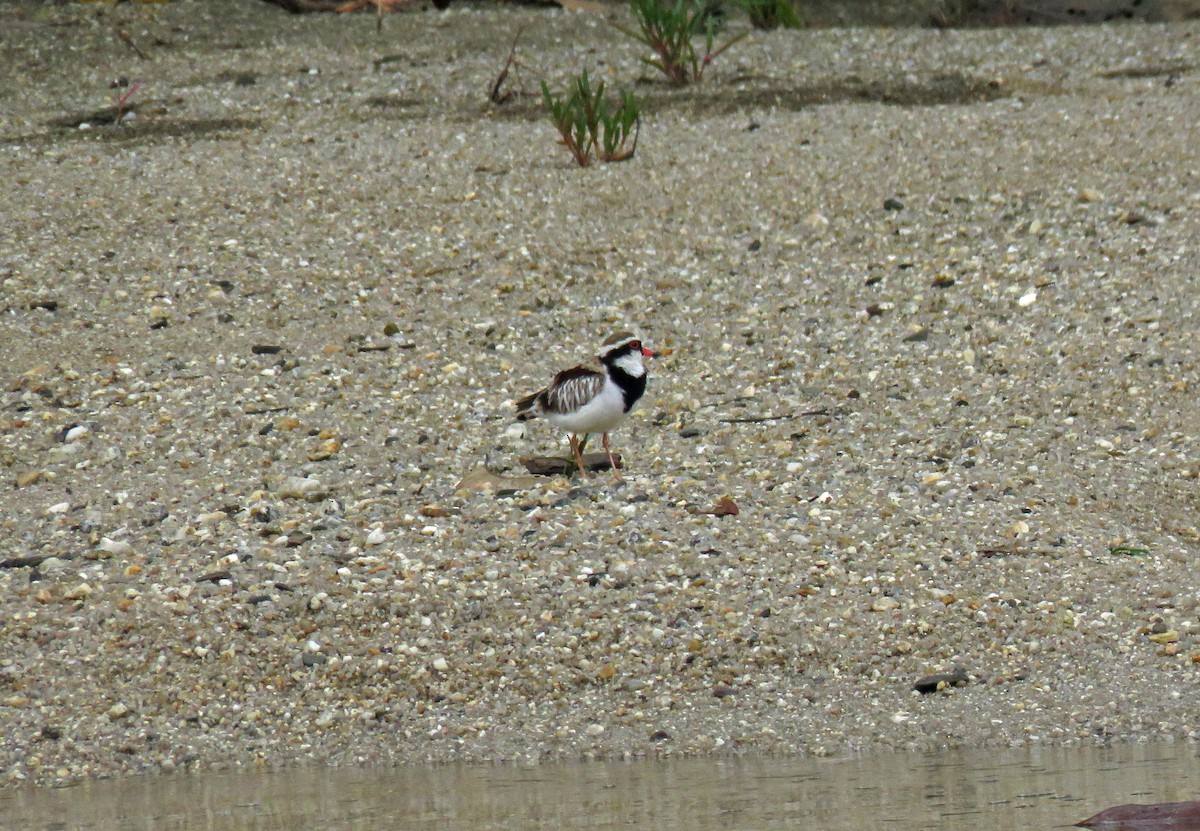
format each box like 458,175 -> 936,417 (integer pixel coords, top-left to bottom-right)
718,409 -> 829,424
489,26 -> 526,104
112,23 -> 147,60
115,80 -> 143,121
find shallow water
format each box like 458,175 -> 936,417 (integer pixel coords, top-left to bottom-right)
2,744 -> 1198,831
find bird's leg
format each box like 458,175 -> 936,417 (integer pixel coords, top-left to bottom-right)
602,433 -> 621,480
569,434 -> 590,480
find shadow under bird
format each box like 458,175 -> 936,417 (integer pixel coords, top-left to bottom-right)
514,332 -> 656,480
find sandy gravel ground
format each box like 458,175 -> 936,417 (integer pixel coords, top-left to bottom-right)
1,0 -> 1199,787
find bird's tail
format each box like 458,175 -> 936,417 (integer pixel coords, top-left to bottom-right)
514,390 -> 543,422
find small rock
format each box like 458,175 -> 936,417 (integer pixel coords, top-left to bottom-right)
365,528 -> 387,546
98,537 -> 132,557
902,325 -> 929,343
16,471 -> 43,487
64,583 -> 92,601
432,656 -> 449,672
307,438 -> 341,461
148,306 -> 170,328
277,476 -> 325,500
106,702 -> 131,720
914,667 -> 970,694
38,557 -> 67,574
712,685 -> 737,698
802,210 -> 829,231
883,197 -> 904,211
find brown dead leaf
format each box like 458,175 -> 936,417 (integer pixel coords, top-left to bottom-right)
710,496 -> 739,516
455,462 -> 541,495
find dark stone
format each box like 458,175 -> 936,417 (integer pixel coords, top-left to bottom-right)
1,555 -> 51,569
520,453 -> 617,476
914,666 -> 970,694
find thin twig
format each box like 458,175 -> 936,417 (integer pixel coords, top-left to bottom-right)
696,395 -> 758,410
718,409 -> 829,424
489,26 -> 526,104
115,80 -> 143,121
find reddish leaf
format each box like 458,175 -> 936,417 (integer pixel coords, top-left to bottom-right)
1077,800 -> 1200,830
710,496 -> 739,516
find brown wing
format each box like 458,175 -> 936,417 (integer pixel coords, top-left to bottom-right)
541,366 -> 605,415
514,388 -> 545,420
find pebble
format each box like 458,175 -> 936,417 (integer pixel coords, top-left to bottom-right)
277,477 -> 325,500
15,471 -> 43,487
98,538 -> 133,556
63,583 -> 92,601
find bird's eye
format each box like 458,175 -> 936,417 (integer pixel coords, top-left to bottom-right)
630,340 -> 641,351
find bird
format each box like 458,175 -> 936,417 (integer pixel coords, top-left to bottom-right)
514,331 -> 656,480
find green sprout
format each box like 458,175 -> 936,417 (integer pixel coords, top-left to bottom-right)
541,70 -> 640,168
615,0 -> 749,86
737,0 -> 803,29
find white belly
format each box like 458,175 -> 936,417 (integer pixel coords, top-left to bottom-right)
545,378 -> 630,434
